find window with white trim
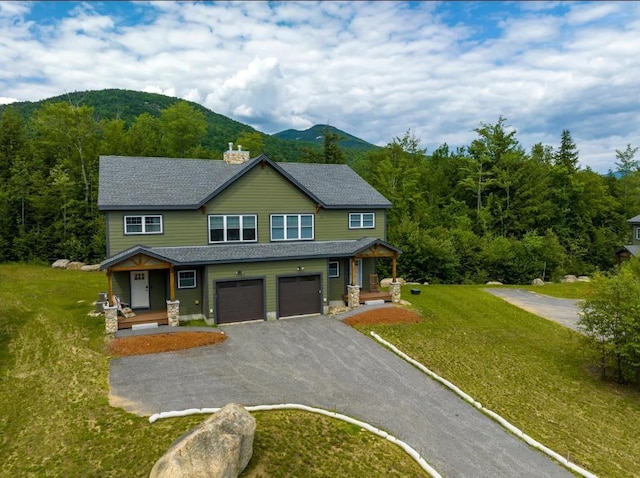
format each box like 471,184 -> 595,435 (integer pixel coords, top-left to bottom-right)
208,215 -> 257,243
636,227 -> 640,241
270,214 -> 314,241
329,261 -> 340,278
177,270 -> 196,289
124,215 -> 163,234
349,212 -> 375,229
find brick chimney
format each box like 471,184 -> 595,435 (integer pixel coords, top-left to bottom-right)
223,142 -> 250,164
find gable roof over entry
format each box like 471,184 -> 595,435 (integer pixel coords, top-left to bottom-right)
98,154 -> 391,210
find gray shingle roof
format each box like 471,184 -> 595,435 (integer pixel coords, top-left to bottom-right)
98,155 -> 391,210
100,237 -> 401,269
628,214 -> 640,223
618,245 -> 640,256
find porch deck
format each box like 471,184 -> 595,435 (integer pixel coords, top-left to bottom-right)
342,291 -> 392,304
118,310 -> 168,330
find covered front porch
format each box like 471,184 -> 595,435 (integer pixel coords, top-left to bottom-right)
102,250 -> 181,333
341,241 -> 401,307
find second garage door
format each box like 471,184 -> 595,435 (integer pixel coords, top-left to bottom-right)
216,279 -> 264,324
278,275 -> 322,318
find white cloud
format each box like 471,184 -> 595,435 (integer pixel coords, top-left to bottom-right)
0,1 -> 639,171
0,96 -> 18,105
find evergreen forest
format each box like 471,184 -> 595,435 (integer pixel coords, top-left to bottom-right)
1,89 -> 638,284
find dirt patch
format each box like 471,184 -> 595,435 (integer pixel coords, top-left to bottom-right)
109,331 -> 227,357
343,307 -> 421,326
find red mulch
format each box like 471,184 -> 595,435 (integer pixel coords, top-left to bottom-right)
109,331 -> 227,357
343,307 -> 421,326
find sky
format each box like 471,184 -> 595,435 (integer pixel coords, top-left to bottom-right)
1,1 -> 639,172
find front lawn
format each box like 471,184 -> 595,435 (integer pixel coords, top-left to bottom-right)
0,264 -> 427,477
354,285 -> 640,478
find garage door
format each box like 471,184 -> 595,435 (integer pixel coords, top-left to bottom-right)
278,275 -> 322,318
216,279 -> 264,324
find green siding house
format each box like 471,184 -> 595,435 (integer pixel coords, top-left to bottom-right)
98,147 -> 401,329
615,214 -> 640,263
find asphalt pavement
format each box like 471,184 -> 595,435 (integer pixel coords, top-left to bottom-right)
484,288 -> 582,332
110,314 -> 573,477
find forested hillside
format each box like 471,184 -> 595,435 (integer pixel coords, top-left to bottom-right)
0,92 -> 637,283
0,89 -> 376,163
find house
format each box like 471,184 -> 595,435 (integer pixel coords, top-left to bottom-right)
98,146 -> 401,331
615,213 -> 640,264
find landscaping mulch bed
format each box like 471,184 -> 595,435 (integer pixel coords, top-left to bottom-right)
343,307 -> 421,326
109,331 -> 227,357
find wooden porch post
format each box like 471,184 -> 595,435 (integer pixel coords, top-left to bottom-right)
392,253 -> 397,282
107,269 -> 113,303
169,264 -> 176,301
351,258 -> 356,286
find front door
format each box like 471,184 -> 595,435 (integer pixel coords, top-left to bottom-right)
130,271 -> 150,309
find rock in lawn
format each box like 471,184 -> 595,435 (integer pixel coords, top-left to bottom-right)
80,264 -> 101,272
562,275 -> 578,283
52,259 -> 70,269
150,403 -> 256,478
380,277 -> 406,287
66,261 -> 86,271
486,281 -> 503,285
578,276 -> 591,282
531,278 -> 544,286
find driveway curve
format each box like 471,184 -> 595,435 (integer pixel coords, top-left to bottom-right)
484,288 -> 582,332
110,316 -> 573,477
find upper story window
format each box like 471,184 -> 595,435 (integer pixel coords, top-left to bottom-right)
349,212 -> 375,229
177,270 -> 196,289
271,214 -> 314,241
209,215 -> 257,243
124,215 -> 163,235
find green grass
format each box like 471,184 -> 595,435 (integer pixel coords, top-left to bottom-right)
0,264 -> 427,477
355,284 -> 640,478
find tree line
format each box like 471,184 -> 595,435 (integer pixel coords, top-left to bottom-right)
1,101 -> 638,285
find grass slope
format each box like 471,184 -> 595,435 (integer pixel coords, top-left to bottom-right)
356,285 -> 640,478
0,264 -> 426,477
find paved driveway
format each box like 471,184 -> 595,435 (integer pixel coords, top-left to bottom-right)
110,316 -> 573,477
484,288 -> 582,332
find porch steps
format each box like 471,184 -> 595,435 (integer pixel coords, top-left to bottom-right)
118,311 -> 169,330
132,322 -> 159,330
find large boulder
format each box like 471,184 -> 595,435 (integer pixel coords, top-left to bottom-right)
80,264 -> 101,272
150,403 -> 256,478
562,275 -> 578,283
578,276 -> 591,282
380,277 -> 406,287
531,278 -> 545,286
66,261 -> 86,271
486,281 -> 503,286
52,259 -> 70,269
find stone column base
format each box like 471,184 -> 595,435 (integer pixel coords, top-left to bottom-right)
166,300 -> 180,327
390,282 -> 401,303
104,304 -> 118,334
347,285 -> 361,308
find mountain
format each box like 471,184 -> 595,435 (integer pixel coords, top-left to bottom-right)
274,124 -> 379,153
0,89 -> 378,162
